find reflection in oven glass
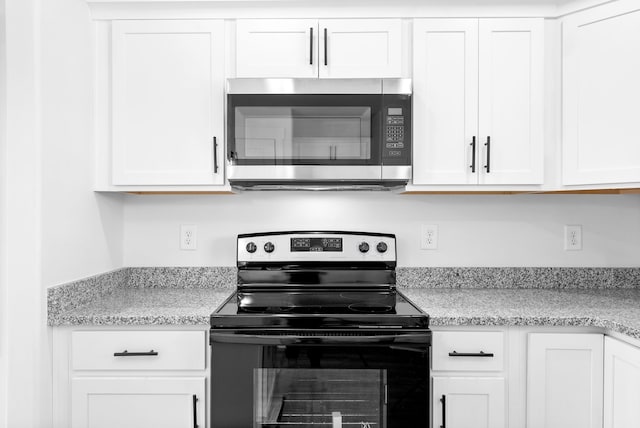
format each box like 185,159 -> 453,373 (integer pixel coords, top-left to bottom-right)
254,368 -> 386,427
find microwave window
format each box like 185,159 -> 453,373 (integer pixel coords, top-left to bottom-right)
234,106 -> 372,161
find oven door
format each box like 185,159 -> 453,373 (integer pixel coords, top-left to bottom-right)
210,330 -> 430,428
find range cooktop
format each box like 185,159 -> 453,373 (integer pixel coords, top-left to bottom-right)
210,290 -> 429,330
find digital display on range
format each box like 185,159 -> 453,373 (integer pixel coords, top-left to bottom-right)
291,237 -> 343,252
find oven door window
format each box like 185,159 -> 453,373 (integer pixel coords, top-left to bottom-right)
254,368 -> 385,428
228,94 -> 382,165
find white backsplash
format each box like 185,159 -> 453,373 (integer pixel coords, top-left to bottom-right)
123,193 -> 640,267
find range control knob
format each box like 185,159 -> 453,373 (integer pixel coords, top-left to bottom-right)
358,242 -> 370,253
246,242 -> 257,254
376,242 -> 388,253
264,242 -> 275,253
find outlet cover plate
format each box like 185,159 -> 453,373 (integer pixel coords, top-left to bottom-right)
421,224 -> 438,250
564,224 -> 582,251
180,224 -> 197,250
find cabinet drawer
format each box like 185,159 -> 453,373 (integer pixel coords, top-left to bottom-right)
432,331 -> 504,372
72,331 -> 205,371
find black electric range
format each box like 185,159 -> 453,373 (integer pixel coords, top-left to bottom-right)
209,231 -> 430,428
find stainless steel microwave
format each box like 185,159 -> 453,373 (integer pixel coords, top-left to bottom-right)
226,78 -> 411,190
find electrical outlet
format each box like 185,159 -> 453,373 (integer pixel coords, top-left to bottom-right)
180,224 -> 197,250
421,224 -> 438,250
564,225 -> 582,251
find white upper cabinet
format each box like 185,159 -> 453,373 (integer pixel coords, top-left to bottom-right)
478,19 -> 544,185
413,19 -> 479,185
563,0 -> 640,185
235,19 -> 402,78
111,20 -> 225,185
318,19 -> 402,78
236,19 -> 317,78
413,18 -> 544,186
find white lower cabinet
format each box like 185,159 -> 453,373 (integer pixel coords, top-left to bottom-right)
604,336 -> 640,428
53,328 -> 208,428
433,377 -> 506,428
432,329 -> 507,428
527,333 -> 604,428
71,377 -> 205,428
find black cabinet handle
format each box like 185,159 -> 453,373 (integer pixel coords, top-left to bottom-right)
448,350 -> 494,357
324,28 -> 328,66
193,395 -> 199,428
113,350 -> 158,357
484,136 -> 491,173
440,394 -> 446,428
309,27 -> 314,65
470,136 -> 476,173
213,136 -> 219,174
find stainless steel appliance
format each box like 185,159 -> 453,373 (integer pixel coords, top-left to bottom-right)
226,79 -> 412,190
210,231 -> 431,428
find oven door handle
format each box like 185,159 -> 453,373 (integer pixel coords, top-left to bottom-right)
210,332 -> 430,346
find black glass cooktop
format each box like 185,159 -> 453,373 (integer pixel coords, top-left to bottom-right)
210,290 -> 429,330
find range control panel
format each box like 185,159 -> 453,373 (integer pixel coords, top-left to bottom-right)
382,94 -> 411,166
237,231 -> 396,263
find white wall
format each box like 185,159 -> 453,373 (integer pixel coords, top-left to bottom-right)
40,0 -> 123,287
2,0 -> 46,426
1,0 -> 124,427
0,0 -> 8,425
124,193 -> 640,267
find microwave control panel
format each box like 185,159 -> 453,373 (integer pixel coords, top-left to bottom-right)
382,94 -> 411,165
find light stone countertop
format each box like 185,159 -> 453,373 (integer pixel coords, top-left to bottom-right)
50,285 -> 640,341
49,288 -> 234,326
402,288 -> 640,339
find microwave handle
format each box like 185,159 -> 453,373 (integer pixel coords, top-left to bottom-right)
210,332 -> 429,347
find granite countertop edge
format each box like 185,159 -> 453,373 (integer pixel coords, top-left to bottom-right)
49,312 -> 640,341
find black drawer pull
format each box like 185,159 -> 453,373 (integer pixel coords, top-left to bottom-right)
448,350 -> 494,357
113,350 -> 159,357
193,395 -> 199,428
440,394 -> 446,428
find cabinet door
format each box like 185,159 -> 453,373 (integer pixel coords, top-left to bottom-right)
478,19 -> 544,185
604,337 -> 640,428
71,377 -> 205,428
112,20 -> 225,185
319,19 -> 401,78
563,0 -> 640,185
412,19 -> 478,185
527,333 -> 603,428
236,19 -> 317,78
433,377 -> 506,428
